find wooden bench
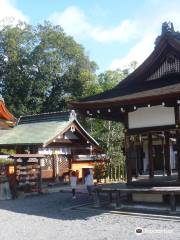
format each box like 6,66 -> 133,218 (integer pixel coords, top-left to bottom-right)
93,186 -> 180,212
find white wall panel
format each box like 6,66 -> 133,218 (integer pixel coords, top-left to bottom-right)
128,105 -> 175,129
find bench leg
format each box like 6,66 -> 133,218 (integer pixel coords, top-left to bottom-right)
108,192 -> 113,205
115,191 -> 121,208
93,190 -> 101,207
170,192 -> 176,212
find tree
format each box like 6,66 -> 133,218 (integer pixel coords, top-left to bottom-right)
81,69 -> 130,175
0,21 -> 97,116
93,162 -> 107,182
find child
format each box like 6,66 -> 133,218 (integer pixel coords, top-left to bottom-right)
70,171 -> 77,199
85,170 -> 94,196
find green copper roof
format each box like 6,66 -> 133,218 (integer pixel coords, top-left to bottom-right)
0,120 -> 70,145
0,111 -> 99,147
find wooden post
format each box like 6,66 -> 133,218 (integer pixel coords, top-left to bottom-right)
108,191 -> 113,204
175,105 -> 180,180
115,191 -> 121,208
148,132 -> 154,178
176,130 -> 180,180
125,134 -> 132,184
38,157 -> 42,193
164,131 -> 171,176
68,154 -> 72,170
170,192 -> 176,212
161,137 -> 166,176
52,154 -> 56,181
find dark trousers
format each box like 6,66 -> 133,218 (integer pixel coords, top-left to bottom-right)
87,185 -> 93,195
72,188 -> 76,196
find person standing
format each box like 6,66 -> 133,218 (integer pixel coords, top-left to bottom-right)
85,170 -> 94,196
70,171 -> 77,199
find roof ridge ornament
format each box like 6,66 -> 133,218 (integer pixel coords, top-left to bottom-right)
69,110 -> 77,121
154,21 -> 180,47
162,21 -> 174,35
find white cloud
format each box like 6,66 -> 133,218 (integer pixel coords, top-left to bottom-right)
0,0 -> 28,25
91,20 -> 138,43
49,6 -> 91,37
109,0 -> 180,70
109,34 -> 156,70
49,6 -> 138,43
49,1 -> 180,71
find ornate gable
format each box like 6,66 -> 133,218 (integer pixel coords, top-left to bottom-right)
146,54 -> 180,81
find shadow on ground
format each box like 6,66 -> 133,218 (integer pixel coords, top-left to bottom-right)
0,192 -> 108,221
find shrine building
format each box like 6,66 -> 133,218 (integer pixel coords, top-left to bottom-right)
71,22 -> 180,185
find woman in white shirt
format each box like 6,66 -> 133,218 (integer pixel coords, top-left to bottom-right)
85,170 -> 94,196
70,171 -> 77,199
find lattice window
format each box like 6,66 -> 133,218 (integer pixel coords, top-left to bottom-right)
58,156 -> 69,176
42,155 -> 53,170
146,55 -> 180,81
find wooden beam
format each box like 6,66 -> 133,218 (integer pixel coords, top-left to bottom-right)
127,124 -> 175,135
164,131 -> 171,176
148,132 -> 154,178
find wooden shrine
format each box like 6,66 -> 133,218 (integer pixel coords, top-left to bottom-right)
0,111 -> 103,182
71,22 -> 180,186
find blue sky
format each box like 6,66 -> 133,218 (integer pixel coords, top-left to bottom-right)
1,0 -> 180,73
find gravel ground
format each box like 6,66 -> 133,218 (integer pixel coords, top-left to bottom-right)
0,192 -> 180,240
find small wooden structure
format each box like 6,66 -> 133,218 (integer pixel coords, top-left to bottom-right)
0,111 -> 104,182
11,154 -> 43,194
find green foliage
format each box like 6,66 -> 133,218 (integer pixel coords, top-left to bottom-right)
0,19 -> 137,178
0,158 -> 13,165
93,162 -> 107,182
0,148 -> 16,155
0,21 -> 97,116
82,69 -> 130,168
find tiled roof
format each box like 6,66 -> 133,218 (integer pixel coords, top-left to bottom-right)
0,119 -> 69,145
0,111 -> 99,147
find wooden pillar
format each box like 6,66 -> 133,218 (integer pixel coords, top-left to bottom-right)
52,154 -> 56,181
161,137 -> 166,176
136,135 -> 142,175
68,154 -> 72,170
125,134 -> 132,184
148,132 -> 154,178
175,105 -> 180,180
176,130 -> 180,180
38,157 -> 42,193
115,191 -> 121,208
164,131 -> 171,176
170,192 -> 176,212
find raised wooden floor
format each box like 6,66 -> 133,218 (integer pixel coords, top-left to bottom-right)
94,182 -> 180,212
130,173 -> 180,187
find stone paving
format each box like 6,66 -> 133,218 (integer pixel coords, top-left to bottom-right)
0,191 -> 180,240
